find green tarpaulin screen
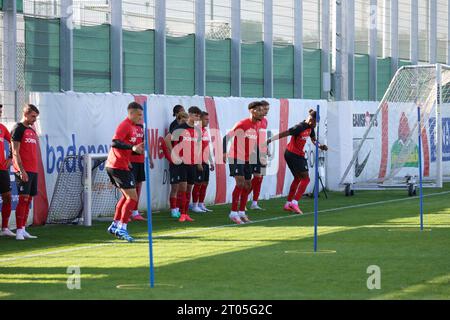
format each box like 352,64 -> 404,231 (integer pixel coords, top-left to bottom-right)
303,48 -> 321,99
355,54 -> 370,101
24,17 -> 60,92
206,39 -> 231,97
274,44 -> 294,99
241,42 -> 264,97
74,24 -> 111,93
123,29 -> 155,94
377,57 -> 391,100
166,34 -> 195,96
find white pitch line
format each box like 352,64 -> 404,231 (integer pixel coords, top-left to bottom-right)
1,190 -> 449,263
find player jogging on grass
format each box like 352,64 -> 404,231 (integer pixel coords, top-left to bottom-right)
249,100 -> 270,211
267,109 -> 328,214
11,104 -> 40,240
191,111 -> 215,213
106,102 -> 145,242
223,101 -> 264,224
0,104 -> 15,238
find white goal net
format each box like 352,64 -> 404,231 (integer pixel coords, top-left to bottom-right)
340,64 -> 450,190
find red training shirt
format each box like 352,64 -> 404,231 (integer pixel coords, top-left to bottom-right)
11,123 -> 39,173
227,118 -> 259,162
172,122 -> 202,165
130,124 -> 145,164
106,118 -> 140,171
286,121 -> 316,157
0,124 -> 12,171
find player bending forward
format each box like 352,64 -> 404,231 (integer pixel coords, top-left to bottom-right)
267,109 -> 327,214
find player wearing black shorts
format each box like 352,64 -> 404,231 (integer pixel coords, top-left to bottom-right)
191,112 -> 215,213
105,102 -> 145,242
0,105 -> 15,238
223,101 -> 265,224
164,106 -> 186,218
11,104 -> 40,240
171,106 -> 203,222
267,109 -> 328,214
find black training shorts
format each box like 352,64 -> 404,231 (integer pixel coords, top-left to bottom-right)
131,162 -> 146,183
195,163 -> 210,183
229,160 -> 253,181
0,170 -> 11,194
106,167 -> 136,190
14,171 -> 38,196
284,150 -> 309,176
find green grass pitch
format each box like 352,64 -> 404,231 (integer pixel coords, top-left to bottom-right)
1,184 -> 450,300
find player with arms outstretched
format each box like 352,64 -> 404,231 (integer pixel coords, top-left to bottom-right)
267,109 -> 327,214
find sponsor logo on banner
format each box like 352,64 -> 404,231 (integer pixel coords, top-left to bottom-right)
353,111 -> 378,128
429,117 -> 450,162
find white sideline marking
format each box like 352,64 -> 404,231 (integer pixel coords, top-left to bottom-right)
1,190 -> 449,263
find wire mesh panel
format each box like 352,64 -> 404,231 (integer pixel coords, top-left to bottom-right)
341,64 -> 450,188
122,0 -> 155,31
205,0 -> 231,40
166,0 -> 195,36
47,155 -> 120,224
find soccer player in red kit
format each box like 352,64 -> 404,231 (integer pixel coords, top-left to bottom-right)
11,104 -> 40,240
250,100 -> 270,210
106,102 -> 145,242
223,101 -> 264,224
171,106 -> 203,222
0,105 -> 15,237
129,121 -> 154,222
191,111 -> 215,213
267,109 -> 328,214
164,105 -> 186,219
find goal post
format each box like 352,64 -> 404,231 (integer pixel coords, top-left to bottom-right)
47,153 -> 120,226
340,64 -> 449,191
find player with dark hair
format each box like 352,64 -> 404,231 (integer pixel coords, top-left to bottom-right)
223,101 -> 264,224
191,111 -> 215,213
164,105 -> 186,218
128,120 -> 154,222
171,106 -> 203,222
11,104 -> 40,240
267,109 -> 328,214
0,104 -> 15,237
106,102 -> 145,242
250,100 -> 270,210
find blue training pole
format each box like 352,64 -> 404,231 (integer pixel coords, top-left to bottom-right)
417,106 -> 424,231
314,105 -> 320,252
143,101 -> 155,287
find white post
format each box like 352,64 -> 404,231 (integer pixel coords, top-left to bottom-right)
83,154 -> 93,227
436,64 -> 443,187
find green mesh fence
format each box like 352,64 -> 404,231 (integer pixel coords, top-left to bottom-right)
377,57 -> 391,100
206,39 -> 231,97
241,42 -> 264,97
123,29 -> 155,94
273,44 -> 294,99
166,34 -> 195,96
354,54 -> 370,101
24,17 -> 60,92
303,48 -> 321,99
73,24 -> 111,93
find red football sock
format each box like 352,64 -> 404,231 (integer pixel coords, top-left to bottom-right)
179,192 -> 187,215
15,196 -> 30,229
120,198 -> 138,224
114,196 -> 126,221
192,184 -> 201,204
170,197 -> 178,209
239,187 -> 251,212
185,192 -> 191,214
134,184 -> 142,211
199,184 -> 207,203
287,177 -> 302,202
294,177 -> 310,201
1,197 -> 12,229
177,192 -> 184,210
232,186 -> 243,212
252,176 -> 264,201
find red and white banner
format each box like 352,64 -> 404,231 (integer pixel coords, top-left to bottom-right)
26,93 -> 327,224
